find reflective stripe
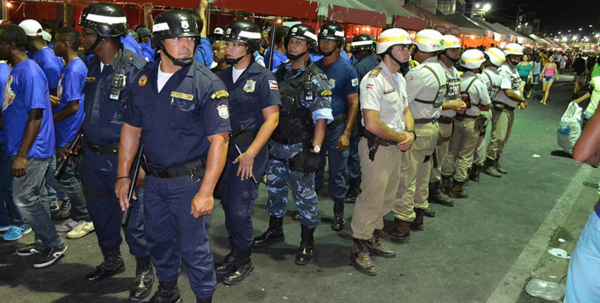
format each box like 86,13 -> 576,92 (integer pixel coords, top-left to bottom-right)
304,31 -> 318,41
153,23 -> 170,32
86,13 -> 127,25
334,31 -> 344,37
239,30 -> 261,39
462,56 -> 485,63
488,51 -> 505,63
351,40 -> 372,46
378,36 -> 400,43
414,37 -> 442,45
505,48 -> 521,54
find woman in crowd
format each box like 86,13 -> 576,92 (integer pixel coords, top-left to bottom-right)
515,54 -> 533,98
541,55 -> 559,105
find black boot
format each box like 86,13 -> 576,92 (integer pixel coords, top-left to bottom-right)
440,176 -> 451,195
469,164 -> 480,182
344,185 -> 361,204
295,225 -> 314,265
385,217 -> 411,244
495,156 -> 507,174
424,208 -> 436,218
291,212 -> 300,221
410,208 -> 425,231
350,238 -> 376,276
129,256 -> 154,302
197,297 -> 212,303
253,216 -> 284,248
331,200 -> 345,231
428,181 -> 454,207
223,248 -> 254,285
448,179 -> 469,199
149,281 -> 181,303
214,248 -> 239,275
84,248 -> 125,282
483,158 -> 501,178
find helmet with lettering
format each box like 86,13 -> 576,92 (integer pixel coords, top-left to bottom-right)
375,27 -> 412,55
442,35 -> 461,50
318,23 -> 345,46
460,49 -> 486,69
350,33 -> 373,53
413,29 -> 444,53
485,47 -> 506,67
152,10 -> 200,67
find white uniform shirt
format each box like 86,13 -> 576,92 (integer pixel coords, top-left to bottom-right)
480,66 -> 502,101
439,60 -> 461,118
496,63 -> 521,108
461,71 -> 491,116
405,56 -> 447,120
360,61 -> 407,132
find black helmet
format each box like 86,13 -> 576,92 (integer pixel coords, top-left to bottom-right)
78,3 -> 128,38
152,11 -> 200,67
151,10 -> 200,48
284,24 -> 318,53
318,23 -> 345,45
222,20 -> 261,53
350,33 -> 373,54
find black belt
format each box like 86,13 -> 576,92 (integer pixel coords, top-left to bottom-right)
362,129 -> 398,147
271,136 -> 305,145
414,98 -> 435,105
414,118 -> 437,124
438,116 -> 454,124
455,114 -> 479,121
229,130 -> 257,145
145,158 -> 207,182
85,139 -> 119,155
328,113 -> 347,130
493,101 -> 516,111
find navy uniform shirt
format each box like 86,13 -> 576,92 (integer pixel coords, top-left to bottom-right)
219,59 -> 281,132
124,60 -> 231,169
314,56 -> 359,117
82,49 -> 147,146
353,54 -> 380,82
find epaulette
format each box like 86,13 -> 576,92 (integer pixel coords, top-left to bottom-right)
369,67 -> 382,77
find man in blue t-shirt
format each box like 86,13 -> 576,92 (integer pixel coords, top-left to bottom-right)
136,26 -> 156,62
313,23 -> 359,232
0,25 -> 67,268
263,26 -> 289,71
51,27 -> 93,239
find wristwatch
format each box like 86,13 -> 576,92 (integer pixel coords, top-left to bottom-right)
312,145 -> 321,153
407,130 -> 417,140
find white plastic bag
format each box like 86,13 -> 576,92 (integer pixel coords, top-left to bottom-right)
557,102 -> 582,154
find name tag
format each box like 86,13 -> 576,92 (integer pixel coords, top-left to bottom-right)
170,91 -> 194,101
85,77 -> 95,83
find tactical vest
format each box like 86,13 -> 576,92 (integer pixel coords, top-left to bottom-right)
271,64 -> 321,144
414,62 -> 447,108
482,70 -> 501,100
459,77 -> 478,109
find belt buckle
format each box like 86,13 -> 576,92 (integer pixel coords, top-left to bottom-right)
189,167 -> 201,182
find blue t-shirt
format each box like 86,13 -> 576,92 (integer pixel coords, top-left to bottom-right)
314,56 -> 359,117
0,62 -> 11,144
193,37 -> 214,67
139,40 -> 157,62
54,58 -> 87,148
32,47 -> 63,90
2,60 -> 55,158
121,35 -> 144,57
263,47 -> 288,71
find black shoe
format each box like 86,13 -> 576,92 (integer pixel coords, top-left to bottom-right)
129,257 -> 154,302
495,157 -> 507,174
197,297 -> 212,303
429,192 -> 454,207
291,212 -> 300,221
331,200 -> 345,231
469,165 -> 480,182
424,208 -> 436,218
344,186 -> 361,204
295,225 -> 314,265
253,216 -> 284,248
214,250 -> 238,275
84,248 -> 125,282
483,158 -> 502,178
149,281 -> 181,303
223,259 -> 254,285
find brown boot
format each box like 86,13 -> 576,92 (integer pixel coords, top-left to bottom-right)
411,208 -> 425,231
350,238 -> 377,276
366,230 -> 396,258
448,178 -> 468,199
468,164 -> 480,182
385,218 -> 411,243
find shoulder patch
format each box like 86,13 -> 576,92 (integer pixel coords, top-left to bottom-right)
369,67 -> 382,77
138,75 -> 147,86
351,78 -> 359,87
321,90 -> 332,97
211,90 -> 229,100
86,77 -> 95,83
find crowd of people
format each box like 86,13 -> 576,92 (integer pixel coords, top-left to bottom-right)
0,1 -> 596,302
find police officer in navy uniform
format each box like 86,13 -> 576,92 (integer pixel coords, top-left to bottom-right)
214,20 -> 281,285
76,4 -> 153,301
252,24 -> 333,266
117,11 -> 230,303
346,33 -> 380,204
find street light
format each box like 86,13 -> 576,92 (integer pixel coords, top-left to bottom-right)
482,3 -> 491,11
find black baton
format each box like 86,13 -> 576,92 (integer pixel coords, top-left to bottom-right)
121,144 -> 143,226
53,129 -> 83,179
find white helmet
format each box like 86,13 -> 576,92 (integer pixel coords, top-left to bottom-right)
503,43 -> 524,56
375,28 -> 412,55
485,47 -> 506,67
443,35 -> 461,50
414,29 -> 444,53
460,49 -> 486,69
18,19 -> 43,37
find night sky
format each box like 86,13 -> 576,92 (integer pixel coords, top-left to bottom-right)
483,0 -> 598,36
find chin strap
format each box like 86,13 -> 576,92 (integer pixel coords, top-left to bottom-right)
443,50 -> 460,63
386,49 -> 408,68
159,43 -> 193,67
225,52 -> 252,65
286,51 -> 309,61
86,35 -> 103,56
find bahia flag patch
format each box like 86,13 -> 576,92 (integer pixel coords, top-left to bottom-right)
366,83 -> 375,90
269,80 -> 279,90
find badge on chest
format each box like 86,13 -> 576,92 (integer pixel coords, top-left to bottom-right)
243,80 -> 256,93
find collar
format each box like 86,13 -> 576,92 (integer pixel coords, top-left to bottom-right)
486,66 -> 498,72
423,56 -> 438,64
463,71 -> 476,77
378,61 -> 397,78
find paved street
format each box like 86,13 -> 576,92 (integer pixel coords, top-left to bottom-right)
1,77 -> 598,303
